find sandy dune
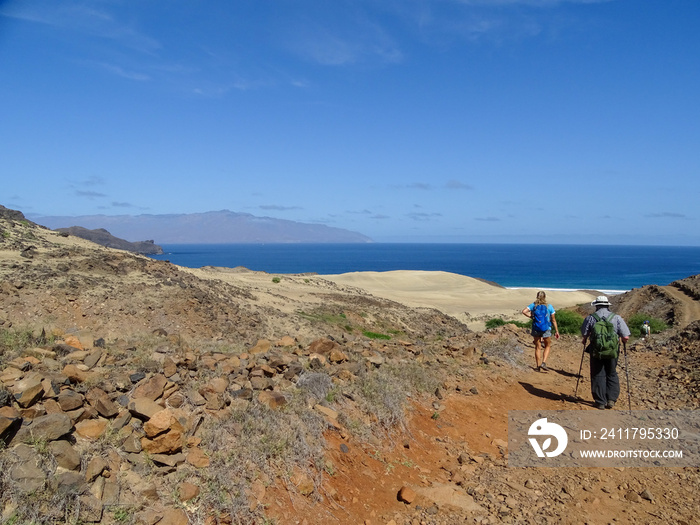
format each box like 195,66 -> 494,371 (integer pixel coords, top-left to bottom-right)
321,270 -> 597,330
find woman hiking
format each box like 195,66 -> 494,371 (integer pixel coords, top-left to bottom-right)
522,291 -> 560,372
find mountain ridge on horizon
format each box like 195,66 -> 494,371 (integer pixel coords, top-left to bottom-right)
31,209 -> 373,244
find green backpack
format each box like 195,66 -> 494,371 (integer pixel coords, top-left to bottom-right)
590,313 -> 619,359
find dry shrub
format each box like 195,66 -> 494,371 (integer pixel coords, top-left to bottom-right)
347,361 -> 440,435
296,372 -> 333,402
482,336 -> 527,369
195,396 -> 328,524
0,444 -> 83,525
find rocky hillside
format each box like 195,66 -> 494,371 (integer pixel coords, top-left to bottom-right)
2,205 -> 700,525
53,226 -> 163,255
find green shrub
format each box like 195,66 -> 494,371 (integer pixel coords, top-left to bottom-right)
362,331 -> 390,340
554,310 -> 585,335
627,313 -> 669,337
484,318 -> 529,330
271,276 -> 281,284
485,318 -> 506,329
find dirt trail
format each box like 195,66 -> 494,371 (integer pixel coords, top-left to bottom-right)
662,284 -> 700,328
268,334 -> 700,525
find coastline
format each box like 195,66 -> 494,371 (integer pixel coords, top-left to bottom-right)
149,243 -> 699,292
505,287 -> 628,295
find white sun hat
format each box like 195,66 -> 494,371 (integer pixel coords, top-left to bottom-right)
591,295 -> 610,306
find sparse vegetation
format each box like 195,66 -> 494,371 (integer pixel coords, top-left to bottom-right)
362,331 -> 390,340
272,276 -> 281,283
484,318 -> 529,330
197,397 -> 327,522
482,336 -> 527,369
627,313 -> 669,337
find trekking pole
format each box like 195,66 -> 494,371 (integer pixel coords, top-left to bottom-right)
574,342 -> 586,400
622,340 -> 632,414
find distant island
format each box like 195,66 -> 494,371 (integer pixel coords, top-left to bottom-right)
32,210 -> 373,244
55,226 -> 164,255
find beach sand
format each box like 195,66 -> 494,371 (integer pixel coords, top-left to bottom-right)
322,270 -> 597,330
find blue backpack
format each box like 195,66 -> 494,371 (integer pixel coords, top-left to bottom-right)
532,304 -> 551,332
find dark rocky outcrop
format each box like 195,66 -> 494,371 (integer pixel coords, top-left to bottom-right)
54,226 -> 163,255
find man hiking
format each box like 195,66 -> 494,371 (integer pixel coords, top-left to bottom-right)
580,295 -> 630,409
522,291 -> 560,372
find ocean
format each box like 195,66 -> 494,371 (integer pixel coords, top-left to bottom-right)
149,243 -> 700,293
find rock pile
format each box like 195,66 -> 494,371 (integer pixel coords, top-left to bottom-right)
0,323 -> 485,523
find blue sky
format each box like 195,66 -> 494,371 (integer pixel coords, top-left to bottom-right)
2,0 -> 699,244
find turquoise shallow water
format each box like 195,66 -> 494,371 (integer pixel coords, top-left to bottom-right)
149,243 -> 700,292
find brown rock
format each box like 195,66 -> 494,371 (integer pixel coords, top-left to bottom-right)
151,452 -> 186,467
63,335 -> 85,351
14,380 -> 44,408
0,413 -> 22,445
625,491 -> 642,503
291,469 -> 315,496
0,367 -> 23,383
102,480 -> 121,506
179,481 -> 200,502
85,456 -> 109,482
122,431 -> 142,453
414,483 -> 481,512
24,347 -> 58,360
314,404 -> 339,423
48,440 -> 81,470
17,413 -> 72,442
133,374 -> 168,401
276,335 -> 296,347
250,376 -> 272,391
43,398 -> 62,414
111,409 -> 131,430
86,388 -> 119,418
128,397 -> 164,420
249,339 -> 271,355
159,508 -> 189,525
10,457 -> 47,494
205,377 -> 229,393
309,338 -> 339,355
329,348 -> 348,363
167,392 -> 186,408
398,486 -> 417,504
141,429 -> 183,454
62,364 -> 91,383
58,389 -> 84,411
163,356 -> 177,377
258,391 -> 287,410
75,419 -> 109,440
186,447 -> 210,468
83,350 -> 102,369
143,409 -> 185,438
7,356 -> 32,371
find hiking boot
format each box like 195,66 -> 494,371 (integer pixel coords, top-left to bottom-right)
540,362 -> 548,371
606,400 -> 616,409
595,403 -> 606,410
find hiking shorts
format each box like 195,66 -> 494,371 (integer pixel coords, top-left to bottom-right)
531,328 -> 552,338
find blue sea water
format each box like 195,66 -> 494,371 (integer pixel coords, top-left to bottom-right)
149,243 -> 700,293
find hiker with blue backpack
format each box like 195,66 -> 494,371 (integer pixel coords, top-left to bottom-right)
521,291 -> 560,372
580,296 -> 631,410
